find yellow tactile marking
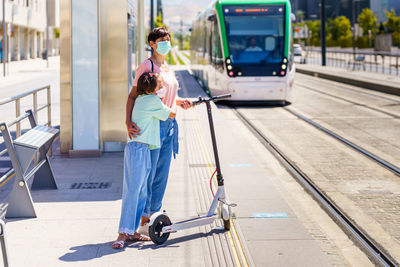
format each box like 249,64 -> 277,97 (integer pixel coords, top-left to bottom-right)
0,172 -> 15,187
192,117 -> 249,267
178,57 -> 249,266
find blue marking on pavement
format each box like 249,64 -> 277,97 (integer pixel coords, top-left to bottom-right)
228,163 -> 253,168
252,212 -> 288,219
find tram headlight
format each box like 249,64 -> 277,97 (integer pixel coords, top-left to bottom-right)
227,65 -> 233,70
228,71 -> 234,77
282,65 -> 287,70
280,71 -> 286,76
226,58 -> 231,64
283,58 -> 288,64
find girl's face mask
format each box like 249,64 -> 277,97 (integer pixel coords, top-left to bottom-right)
156,41 -> 171,56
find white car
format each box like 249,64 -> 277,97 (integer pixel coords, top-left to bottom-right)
293,44 -> 306,64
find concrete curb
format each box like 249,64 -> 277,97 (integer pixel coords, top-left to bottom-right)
296,66 -> 400,96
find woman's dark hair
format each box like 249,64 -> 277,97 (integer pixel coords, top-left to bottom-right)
148,27 -> 171,44
137,73 -> 159,95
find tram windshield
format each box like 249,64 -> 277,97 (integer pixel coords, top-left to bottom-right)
223,5 -> 286,76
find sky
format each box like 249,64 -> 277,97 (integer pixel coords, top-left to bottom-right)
145,0 -> 212,34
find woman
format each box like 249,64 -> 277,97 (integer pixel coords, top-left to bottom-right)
126,27 -> 192,237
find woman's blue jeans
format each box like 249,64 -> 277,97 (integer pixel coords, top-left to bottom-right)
118,142 -> 151,234
143,118 -> 178,217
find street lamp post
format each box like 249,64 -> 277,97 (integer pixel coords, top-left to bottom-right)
352,0 -> 361,67
321,0 -> 326,66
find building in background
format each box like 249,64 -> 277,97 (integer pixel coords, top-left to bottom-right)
291,0 -> 379,21
60,0 -> 145,155
371,0 -> 400,22
48,0 -> 60,56
0,0 -> 59,61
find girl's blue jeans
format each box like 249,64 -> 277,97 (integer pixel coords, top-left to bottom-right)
143,118 -> 178,217
118,142 -> 151,234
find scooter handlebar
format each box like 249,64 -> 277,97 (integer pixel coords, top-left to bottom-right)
192,94 -> 231,106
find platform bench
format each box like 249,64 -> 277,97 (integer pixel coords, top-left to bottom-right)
0,110 -> 59,218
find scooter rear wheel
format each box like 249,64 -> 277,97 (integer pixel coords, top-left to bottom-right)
149,214 -> 172,245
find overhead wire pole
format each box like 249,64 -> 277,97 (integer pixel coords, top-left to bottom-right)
150,0 -> 154,30
320,0 -> 326,66
352,0 -> 359,69
2,0 -> 6,77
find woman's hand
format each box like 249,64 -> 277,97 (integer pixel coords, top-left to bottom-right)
177,99 -> 193,110
126,121 -> 141,139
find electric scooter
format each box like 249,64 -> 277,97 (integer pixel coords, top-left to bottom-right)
148,94 -> 235,245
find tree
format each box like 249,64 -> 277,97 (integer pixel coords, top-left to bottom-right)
384,9 -> 400,47
328,16 -> 352,47
358,8 -> 377,36
154,12 -> 167,29
384,9 -> 400,33
305,20 -> 321,46
295,10 -> 305,22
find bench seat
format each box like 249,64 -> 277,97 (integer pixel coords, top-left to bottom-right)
13,126 -> 59,150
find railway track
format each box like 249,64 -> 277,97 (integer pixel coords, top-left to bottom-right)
283,107 -> 400,177
295,81 -> 400,119
232,107 -> 398,267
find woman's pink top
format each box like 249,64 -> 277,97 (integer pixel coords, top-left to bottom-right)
133,59 -> 178,109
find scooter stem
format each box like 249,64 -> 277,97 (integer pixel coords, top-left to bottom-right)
205,100 -> 224,186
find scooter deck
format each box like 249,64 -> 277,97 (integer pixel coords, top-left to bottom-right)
174,214 -> 216,225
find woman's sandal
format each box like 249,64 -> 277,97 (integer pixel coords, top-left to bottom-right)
127,233 -> 151,242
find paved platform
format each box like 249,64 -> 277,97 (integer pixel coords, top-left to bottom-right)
296,64 -> 400,96
0,68 -> 371,266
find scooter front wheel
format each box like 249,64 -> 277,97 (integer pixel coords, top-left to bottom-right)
223,219 -> 231,230
221,204 -> 231,230
149,214 -> 172,245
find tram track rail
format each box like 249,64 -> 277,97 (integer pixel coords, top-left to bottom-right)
283,107 -> 400,177
296,73 -> 400,103
232,107 -> 398,267
296,82 -> 400,119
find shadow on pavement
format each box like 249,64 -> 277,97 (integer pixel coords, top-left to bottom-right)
59,229 -> 225,262
138,228 -> 225,250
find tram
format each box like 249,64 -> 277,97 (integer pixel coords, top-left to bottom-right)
190,0 -> 295,104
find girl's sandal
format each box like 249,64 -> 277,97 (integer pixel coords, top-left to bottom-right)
112,239 -> 125,249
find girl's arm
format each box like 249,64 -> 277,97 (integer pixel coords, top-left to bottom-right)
126,86 -> 140,139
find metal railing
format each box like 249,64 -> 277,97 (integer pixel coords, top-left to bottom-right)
0,85 -> 52,182
304,47 -> 400,76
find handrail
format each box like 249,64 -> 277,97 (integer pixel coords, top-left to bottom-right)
303,47 -> 400,75
0,85 -> 52,184
0,85 -> 51,138
0,85 -> 50,106
6,112 -> 30,128
306,47 -> 400,57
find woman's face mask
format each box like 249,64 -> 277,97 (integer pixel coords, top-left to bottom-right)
156,41 -> 171,56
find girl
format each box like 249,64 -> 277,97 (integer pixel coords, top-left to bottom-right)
112,73 -> 175,249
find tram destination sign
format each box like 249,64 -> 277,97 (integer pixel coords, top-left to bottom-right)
223,5 -> 286,16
